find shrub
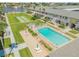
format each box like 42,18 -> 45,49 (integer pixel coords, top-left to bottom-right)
31,15 -> 40,20
28,28 -> 37,36
59,24 -> 66,29
26,11 -> 32,14
65,32 -> 76,38
40,40 -> 52,51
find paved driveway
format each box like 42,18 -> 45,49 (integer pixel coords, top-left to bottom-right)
49,38 -> 79,57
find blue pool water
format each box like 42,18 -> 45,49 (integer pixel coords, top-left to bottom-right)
38,27 -> 69,46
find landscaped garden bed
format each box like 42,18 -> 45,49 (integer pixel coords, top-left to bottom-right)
28,28 -> 37,36
58,24 -> 66,29
65,32 -> 77,38
69,29 -> 79,34
40,40 -> 52,51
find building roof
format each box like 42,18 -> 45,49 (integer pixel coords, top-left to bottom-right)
49,38 -> 79,57
45,9 -> 79,19
30,7 -> 79,19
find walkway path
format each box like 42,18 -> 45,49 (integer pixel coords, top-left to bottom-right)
5,13 -> 16,43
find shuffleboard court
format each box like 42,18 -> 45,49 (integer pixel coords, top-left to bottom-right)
16,16 -> 24,23
21,16 -> 29,22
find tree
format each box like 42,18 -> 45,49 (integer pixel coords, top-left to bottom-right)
42,8 -> 45,12
31,14 -> 40,20
71,24 -> 76,29
0,21 -> 7,45
33,6 -> 35,10
44,17 -> 50,23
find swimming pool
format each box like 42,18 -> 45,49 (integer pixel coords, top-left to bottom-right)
38,27 -> 69,46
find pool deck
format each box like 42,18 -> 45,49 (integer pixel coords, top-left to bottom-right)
19,20 -> 77,57
20,30 -> 50,57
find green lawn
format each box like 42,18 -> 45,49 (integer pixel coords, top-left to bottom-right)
19,48 -> 32,57
7,13 -> 28,44
7,13 -> 32,24
4,38 -> 11,48
7,13 -> 43,44
10,23 -> 26,44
